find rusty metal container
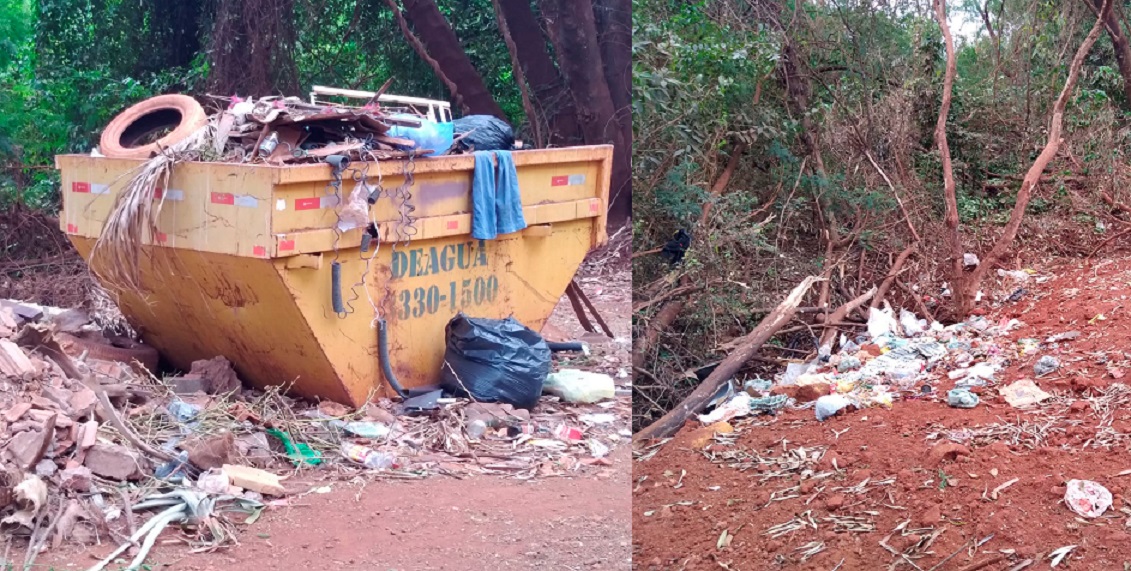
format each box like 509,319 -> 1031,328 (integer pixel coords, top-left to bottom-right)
55,146 -> 612,406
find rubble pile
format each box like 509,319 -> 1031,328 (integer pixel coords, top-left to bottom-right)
0,299 -> 627,567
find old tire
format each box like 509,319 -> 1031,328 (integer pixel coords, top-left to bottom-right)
58,333 -> 160,374
99,95 -> 207,160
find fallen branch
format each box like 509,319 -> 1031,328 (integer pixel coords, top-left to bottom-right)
631,247 -> 663,259
633,283 -> 707,313
898,280 -> 936,323
820,286 -> 877,348
96,390 -> 175,462
1088,226 -> 1131,259
567,281 -> 613,338
869,244 -> 917,310
634,276 -> 820,443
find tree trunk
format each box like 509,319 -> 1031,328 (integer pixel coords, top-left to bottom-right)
932,0 -> 967,317
539,0 -> 631,224
962,0 -> 1111,306
490,0 -> 542,146
206,0 -> 300,96
593,0 -> 632,225
634,276 -> 819,442
1086,0 -> 1131,106
396,0 -> 506,119
593,0 -> 631,123
496,0 -> 582,146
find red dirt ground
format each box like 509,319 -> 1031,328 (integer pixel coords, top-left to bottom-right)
33,263 -> 631,571
633,256 -> 1131,571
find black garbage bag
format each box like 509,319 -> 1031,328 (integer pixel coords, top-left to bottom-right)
452,115 -> 515,151
440,313 -> 550,409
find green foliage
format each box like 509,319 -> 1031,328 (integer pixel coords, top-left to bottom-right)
0,0 -> 526,209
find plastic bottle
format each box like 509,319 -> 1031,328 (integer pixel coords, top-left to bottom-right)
466,419 -> 489,439
341,442 -> 396,470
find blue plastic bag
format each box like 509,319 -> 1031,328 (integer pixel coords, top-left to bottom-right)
386,114 -> 454,157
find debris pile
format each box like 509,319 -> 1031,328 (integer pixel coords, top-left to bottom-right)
700,297 -> 1076,424
0,299 -> 626,568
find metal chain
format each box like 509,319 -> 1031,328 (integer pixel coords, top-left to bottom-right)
382,153 -> 418,314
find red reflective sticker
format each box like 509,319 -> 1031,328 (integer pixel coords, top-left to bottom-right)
211,192 -> 234,205
66,223 -> 78,233
253,246 -> 267,257
551,176 -> 568,187
72,182 -> 90,193
279,239 -> 296,251
446,220 -> 459,230
295,197 -> 321,210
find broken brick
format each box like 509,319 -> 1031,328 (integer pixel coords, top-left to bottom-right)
68,389 -> 98,418
184,431 -> 235,470
4,413 -> 55,471
169,374 -> 210,395
0,339 -> 34,377
189,356 -> 240,395
59,466 -> 93,492
3,402 -> 31,423
84,444 -> 147,481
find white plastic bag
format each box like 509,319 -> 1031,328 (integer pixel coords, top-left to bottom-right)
1065,479 -> 1111,518
543,369 -> 615,403
867,306 -> 899,339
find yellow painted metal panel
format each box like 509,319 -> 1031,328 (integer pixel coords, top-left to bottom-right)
69,238 -> 353,403
57,145 -> 613,406
277,218 -> 594,403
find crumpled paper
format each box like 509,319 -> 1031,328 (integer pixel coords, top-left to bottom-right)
1,474 -> 47,529
999,379 -> 1051,408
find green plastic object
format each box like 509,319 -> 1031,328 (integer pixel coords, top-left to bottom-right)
267,428 -> 322,466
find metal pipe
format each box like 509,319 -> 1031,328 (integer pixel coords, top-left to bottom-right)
377,319 -> 408,398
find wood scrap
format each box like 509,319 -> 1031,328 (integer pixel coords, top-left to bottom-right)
634,276 -> 820,442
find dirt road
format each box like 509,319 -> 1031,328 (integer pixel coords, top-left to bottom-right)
43,448 -> 629,570
34,262 -> 632,571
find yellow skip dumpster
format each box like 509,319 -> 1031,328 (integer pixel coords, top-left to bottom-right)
55,144 -> 612,407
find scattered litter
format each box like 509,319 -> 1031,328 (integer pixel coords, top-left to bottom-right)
1047,331 -> 1081,343
266,428 -> 323,466
867,306 -> 899,338
1034,355 -> 1060,376
1064,479 -> 1111,518
340,442 -> 397,470
1000,380 -> 1052,408
543,369 -> 616,403
947,388 -> 980,409
699,393 -> 754,424
816,395 -> 852,421
579,413 -> 617,425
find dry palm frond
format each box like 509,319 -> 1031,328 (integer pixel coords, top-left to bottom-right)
89,123 -> 215,293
